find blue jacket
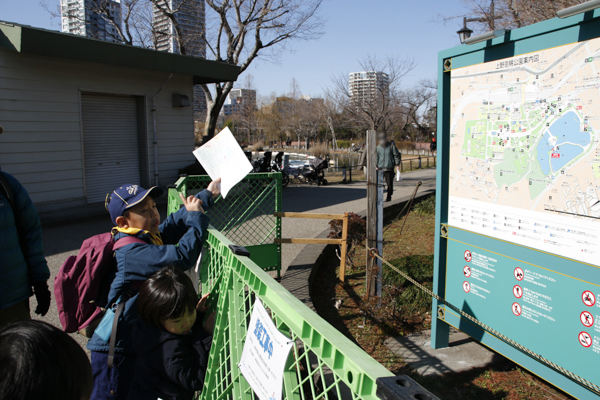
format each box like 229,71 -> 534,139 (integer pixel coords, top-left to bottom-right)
127,316 -> 212,400
0,169 -> 50,310
87,189 -> 214,353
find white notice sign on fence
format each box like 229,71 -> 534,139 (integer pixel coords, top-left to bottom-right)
238,299 -> 293,400
192,127 -> 253,198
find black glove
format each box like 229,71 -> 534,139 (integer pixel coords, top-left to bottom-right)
32,281 -> 51,316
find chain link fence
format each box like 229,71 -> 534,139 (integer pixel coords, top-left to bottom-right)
168,173 -> 282,276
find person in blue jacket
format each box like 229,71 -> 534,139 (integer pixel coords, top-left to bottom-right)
0,167 -> 51,325
88,178 -> 220,400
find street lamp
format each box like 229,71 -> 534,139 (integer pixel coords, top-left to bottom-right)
457,0 -> 503,44
457,18 -> 474,44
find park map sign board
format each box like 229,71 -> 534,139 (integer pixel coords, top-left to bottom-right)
434,10 -> 600,400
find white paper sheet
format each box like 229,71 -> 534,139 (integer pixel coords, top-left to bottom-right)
192,127 -> 253,198
238,299 -> 293,400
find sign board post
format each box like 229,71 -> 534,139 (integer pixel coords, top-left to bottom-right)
434,9 -> 600,399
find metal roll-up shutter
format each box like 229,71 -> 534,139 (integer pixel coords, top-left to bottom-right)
82,94 -> 141,203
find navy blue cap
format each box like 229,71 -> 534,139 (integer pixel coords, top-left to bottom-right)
105,184 -> 164,224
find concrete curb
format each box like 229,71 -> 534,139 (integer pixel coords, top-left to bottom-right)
280,188 -> 436,310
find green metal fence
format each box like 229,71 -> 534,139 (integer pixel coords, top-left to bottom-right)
197,227 -> 394,400
168,173 -> 282,277
168,174 -> 438,400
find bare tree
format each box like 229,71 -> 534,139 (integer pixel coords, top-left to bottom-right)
257,93 -> 288,146
326,55 -> 416,135
401,79 -> 437,142
199,0 -> 324,141
456,0 -> 587,32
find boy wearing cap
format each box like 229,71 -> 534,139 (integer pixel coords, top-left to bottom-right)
88,179 -> 220,400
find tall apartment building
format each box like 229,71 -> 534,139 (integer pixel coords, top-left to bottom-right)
153,0 -> 207,118
60,0 -> 122,43
223,89 -> 257,116
348,71 -> 390,105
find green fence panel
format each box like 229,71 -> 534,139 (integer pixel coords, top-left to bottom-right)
198,227 -> 394,400
168,173 -> 282,276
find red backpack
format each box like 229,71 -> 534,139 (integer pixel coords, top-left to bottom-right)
54,233 -> 145,337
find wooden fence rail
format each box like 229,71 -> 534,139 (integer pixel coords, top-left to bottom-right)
274,212 -> 349,282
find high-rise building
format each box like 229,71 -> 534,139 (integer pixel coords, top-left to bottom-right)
348,71 -> 390,105
153,0 -> 207,117
223,89 -> 257,116
60,0 -> 122,43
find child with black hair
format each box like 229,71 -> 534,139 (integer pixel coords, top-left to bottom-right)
127,266 -> 215,400
0,320 -> 93,400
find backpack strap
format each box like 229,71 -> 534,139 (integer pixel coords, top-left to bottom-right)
106,236 -> 146,369
107,293 -> 130,369
113,236 -> 147,250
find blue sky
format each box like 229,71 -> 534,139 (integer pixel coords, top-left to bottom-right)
1,0 -> 469,97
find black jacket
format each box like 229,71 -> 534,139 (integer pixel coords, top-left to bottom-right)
127,315 -> 212,400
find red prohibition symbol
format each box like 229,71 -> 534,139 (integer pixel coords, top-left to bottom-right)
463,281 -> 471,293
580,311 -> 594,328
579,331 -> 592,348
514,267 -> 524,281
513,285 -> 523,299
512,302 -> 522,316
463,266 -> 471,278
582,291 -> 596,307
464,250 -> 472,262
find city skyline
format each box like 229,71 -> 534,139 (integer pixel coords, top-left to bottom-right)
60,0 -> 122,43
4,0 -> 470,97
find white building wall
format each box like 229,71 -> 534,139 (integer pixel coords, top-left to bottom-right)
0,48 -> 195,213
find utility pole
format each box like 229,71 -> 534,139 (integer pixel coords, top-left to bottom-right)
376,169 -> 384,305
366,130 -> 377,297
489,0 -> 496,30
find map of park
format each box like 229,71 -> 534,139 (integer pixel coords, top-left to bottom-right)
449,38 -> 600,262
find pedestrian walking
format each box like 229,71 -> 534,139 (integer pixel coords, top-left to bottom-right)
376,134 -> 402,202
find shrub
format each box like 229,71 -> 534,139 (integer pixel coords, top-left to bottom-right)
311,142 -> 330,158
336,140 -> 352,149
395,141 -> 416,150
413,196 -> 436,216
382,254 -> 434,315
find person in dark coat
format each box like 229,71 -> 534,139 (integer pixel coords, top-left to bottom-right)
0,167 -> 51,325
376,134 -> 402,202
128,267 -> 214,400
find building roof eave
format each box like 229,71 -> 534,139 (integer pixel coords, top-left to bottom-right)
0,21 -> 241,84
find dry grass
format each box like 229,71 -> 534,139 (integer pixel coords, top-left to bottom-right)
311,142 -> 330,158
251,140 -> 265,151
